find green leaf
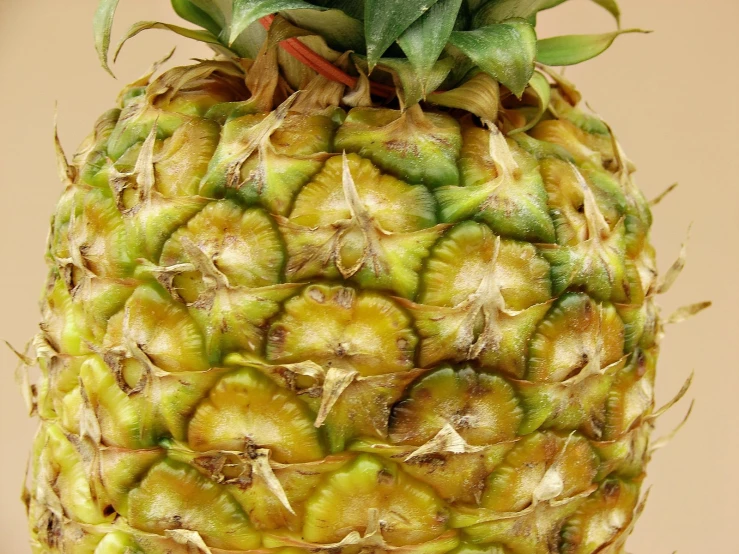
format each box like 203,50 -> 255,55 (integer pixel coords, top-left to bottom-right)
172,0 -> 223,35
379,57 -> 454,106
473,0 -> 552,25
538,0 -> 567,9
397,0 -> 463,90
536,28 -> 648,66
539,0 -> 620,25
94,0 -> 121,76
508,70 -> 550,134
284,8 -> 365,52
313,0 -> 365,20
187,0 -> 230,27
113,21 -> 221,62
364,0 -> 442,70
229,0 -> 318,45
442,43 -> 476,86
449,19 -> 536,97
590,0 -> 620,26
427,70 -> 500,122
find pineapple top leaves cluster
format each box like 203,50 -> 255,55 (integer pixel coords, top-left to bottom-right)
97,0 -> 645,111
19,1 -> 704,554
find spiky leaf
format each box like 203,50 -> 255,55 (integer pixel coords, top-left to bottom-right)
171,0 -> 223,35
473,0 -> 552,24
94,0 -> 121,76
188,0 -> 230,23
228,0 -> 318,45
364,0 -> 442,70
591,0 -> 621,25
114,22 -> 221,62
397,0 -> 463,90
449,19 -> 536,97
537,28 -> 647,66
284,8 -> 365,52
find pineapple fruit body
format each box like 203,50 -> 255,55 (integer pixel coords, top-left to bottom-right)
25,12 -> 664,552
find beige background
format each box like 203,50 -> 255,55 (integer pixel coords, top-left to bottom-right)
0,0 -> 736,552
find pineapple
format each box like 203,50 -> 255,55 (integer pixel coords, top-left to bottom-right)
19,1 -> 705,553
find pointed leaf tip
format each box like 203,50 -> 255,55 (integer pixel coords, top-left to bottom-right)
171,0 -> 223,36
94,0 -> 121,77
113,21 -> 220,63
473,0 -> 555,24
228,0 -> 318,46
449,19 -> 537,97
590,0 -> 621,26
365,0 -> 442,71
397,0 -> 462,88
536,28 -> 650,66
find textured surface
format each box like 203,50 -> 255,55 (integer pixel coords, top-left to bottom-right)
20,53 -> 664,553
2,2 -> 733,553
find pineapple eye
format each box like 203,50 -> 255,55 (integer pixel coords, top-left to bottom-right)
388,366 -> 523,447
266,284 -> 417,377
188,367 -> 325,464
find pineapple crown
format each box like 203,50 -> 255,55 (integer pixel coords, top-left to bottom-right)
95,0 -> 646,114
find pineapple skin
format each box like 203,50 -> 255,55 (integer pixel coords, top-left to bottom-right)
25,58 -> 660,554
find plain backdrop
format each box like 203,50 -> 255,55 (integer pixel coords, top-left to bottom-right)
0,0 -> 736,552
